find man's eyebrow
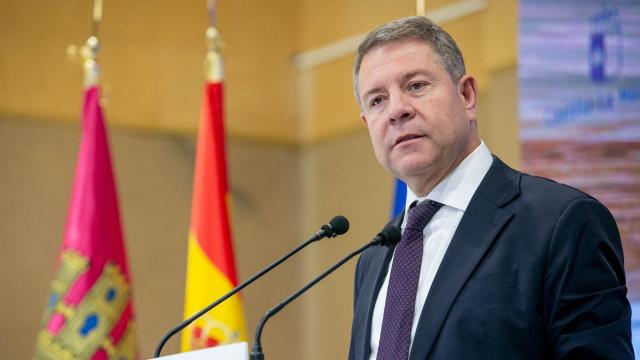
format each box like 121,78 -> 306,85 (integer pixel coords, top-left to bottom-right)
362,86 -> 385,101
400,70 -> 430,84
360,71 -> 432,102
362,71 -> 431,96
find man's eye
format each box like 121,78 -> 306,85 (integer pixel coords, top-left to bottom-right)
370,96 -> 383,107
409,82 -> 427,91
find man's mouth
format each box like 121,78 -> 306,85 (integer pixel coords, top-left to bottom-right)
394,134 -> 424,147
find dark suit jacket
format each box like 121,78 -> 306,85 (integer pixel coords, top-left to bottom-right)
349,157 -> 633,360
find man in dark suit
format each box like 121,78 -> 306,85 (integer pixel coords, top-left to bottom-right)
349,16 -> 633,359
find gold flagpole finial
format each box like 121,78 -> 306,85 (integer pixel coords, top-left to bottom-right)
204,0 -> 224,82
67,0 -> 103,88
81,36 -> 100,88
417,0 -> 426,16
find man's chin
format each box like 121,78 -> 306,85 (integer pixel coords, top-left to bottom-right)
390,164 -> 432,184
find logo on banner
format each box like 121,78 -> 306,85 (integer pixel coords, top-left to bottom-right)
589,3 -> 623,83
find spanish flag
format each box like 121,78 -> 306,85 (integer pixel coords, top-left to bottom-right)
181,26 -> 247,351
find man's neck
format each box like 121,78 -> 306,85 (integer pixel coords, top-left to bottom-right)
407,139 -> 481,197
407,162 -> 459,197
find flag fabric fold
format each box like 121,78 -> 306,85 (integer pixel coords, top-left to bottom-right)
181,79 -> 247,351
35,86 -> 137,360
391,178 -> 407,218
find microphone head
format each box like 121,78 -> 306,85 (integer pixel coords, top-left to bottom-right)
325,215 -> 350,237
377,225 -> 401,247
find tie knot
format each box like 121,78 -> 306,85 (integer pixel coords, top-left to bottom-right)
405,200 -> 443,232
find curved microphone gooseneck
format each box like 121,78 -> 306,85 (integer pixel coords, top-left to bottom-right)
249,224 -> 401,360
154,215 -> 350,358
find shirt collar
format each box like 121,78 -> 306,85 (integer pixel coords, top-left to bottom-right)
403,140 -> 493,219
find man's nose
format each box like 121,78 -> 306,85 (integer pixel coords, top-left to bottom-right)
388,93 -> 415,123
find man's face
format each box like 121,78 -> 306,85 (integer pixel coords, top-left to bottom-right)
358,39 -> 479,194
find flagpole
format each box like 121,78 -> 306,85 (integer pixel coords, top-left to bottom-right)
91,0 -> 103,40
84,0 -> 102,88
207,0 -> 217,28
205,0 -> 223,82
417,0 -> 425,16
205,28 -> 223,83
67,0 -> 102,88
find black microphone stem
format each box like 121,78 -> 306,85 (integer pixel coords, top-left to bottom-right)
154,228 -> 330,358
250,240 -> 378,360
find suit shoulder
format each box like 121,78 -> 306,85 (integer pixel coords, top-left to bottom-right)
504,171 -> 615,227
519,172 -> 597,206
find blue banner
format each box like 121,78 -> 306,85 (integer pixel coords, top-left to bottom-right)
519,0 -> 640,355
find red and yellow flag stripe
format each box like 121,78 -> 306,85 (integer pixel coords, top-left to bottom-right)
181,76 -> 246,350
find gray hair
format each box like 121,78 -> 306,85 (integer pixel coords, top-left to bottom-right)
353,16 -> 466,107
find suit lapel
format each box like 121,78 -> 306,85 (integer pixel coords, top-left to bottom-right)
359,214 -> 404,359
409,157 -> 521,360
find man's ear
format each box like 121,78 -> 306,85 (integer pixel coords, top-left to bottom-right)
361,113 -> 369,128
458,74 -> 478,112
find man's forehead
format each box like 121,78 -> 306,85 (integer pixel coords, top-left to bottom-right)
359,46 -> 439,89
361,39 -> 436,63
359,41 -> 439,77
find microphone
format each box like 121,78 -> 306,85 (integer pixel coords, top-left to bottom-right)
154,215 -> 350,358
249,224 -> 401,360
318,215 -> 350,239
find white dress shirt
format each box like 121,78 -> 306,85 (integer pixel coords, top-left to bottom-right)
369,141 -> 493,359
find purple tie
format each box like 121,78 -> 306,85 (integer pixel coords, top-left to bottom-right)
376,200 -> 444,360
